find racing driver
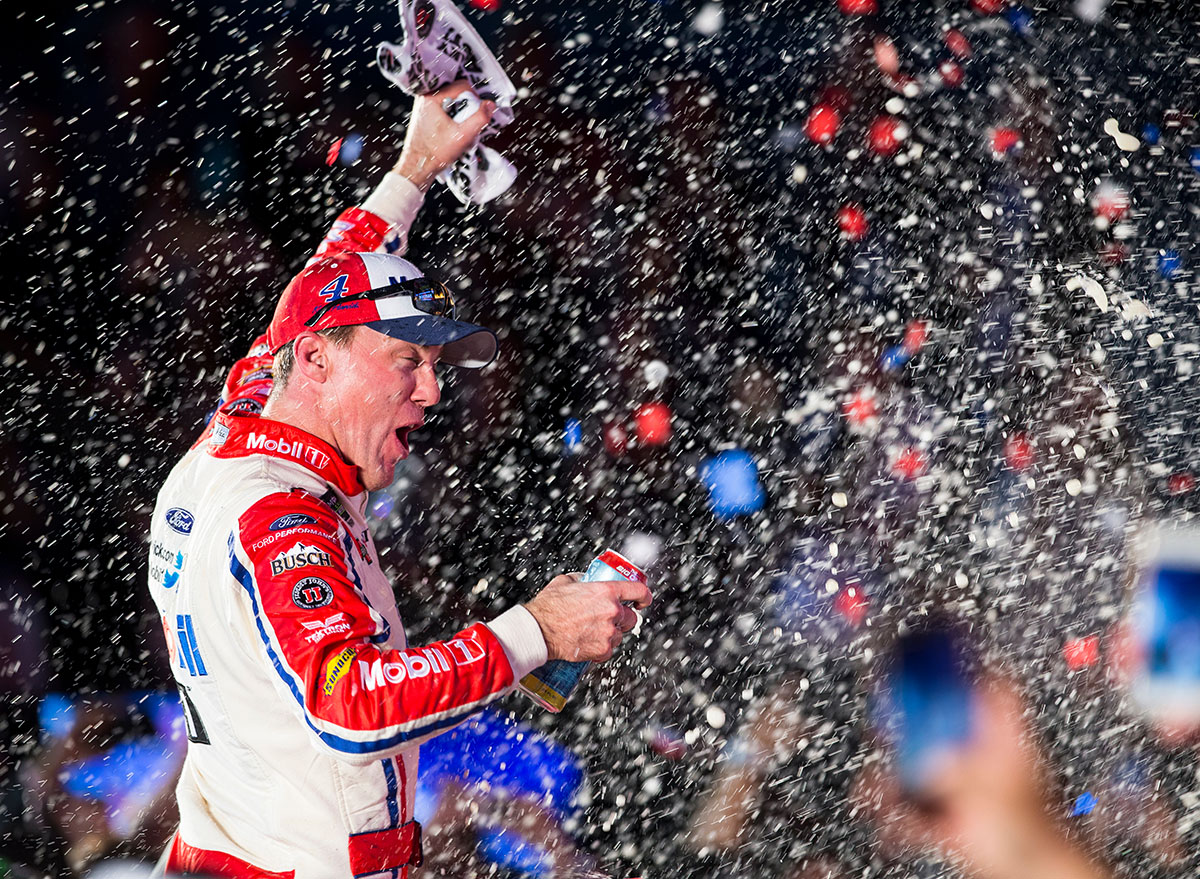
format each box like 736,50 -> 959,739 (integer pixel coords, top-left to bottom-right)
147,82 -> 652,878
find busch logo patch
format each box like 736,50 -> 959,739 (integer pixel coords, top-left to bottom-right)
292,577 -> 334,610
270,543 -> 333,577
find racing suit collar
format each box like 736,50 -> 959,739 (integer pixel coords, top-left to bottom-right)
206,410 -> 366,497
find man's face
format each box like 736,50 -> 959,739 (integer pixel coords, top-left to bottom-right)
325,329 -> 442,492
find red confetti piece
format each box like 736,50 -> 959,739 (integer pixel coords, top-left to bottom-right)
834,587 -> 868,626
604,422 -> 628,456
902,320 -> 928,354
837,204 -> 869,241
867,115 -> 906,155
972,0 -> 1005,13
1064,635 -> 1100,670
1168,472 -> 1196,495
837,0 -> 878,14
634,402 -> 672,447
945,29 -> 972,59
326,137 -> 344,166
892,447 -> 928,480
990,126 -> 1022,156
939,59 -> 965,88
1101,242 -> 1129,265
1091,183 -> 1130,222
874,36 -> 900,76
469,0 -> 501,9
1162,108 -> 1187,129
649,727 -> 687,760
843,390 -> 877,424
804,104 -> 841,144
1004,433 -> 1035,471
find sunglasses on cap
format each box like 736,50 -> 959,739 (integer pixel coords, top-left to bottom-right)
304,277 -> 456,328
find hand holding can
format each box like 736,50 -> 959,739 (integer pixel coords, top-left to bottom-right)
520,550 -> 651,712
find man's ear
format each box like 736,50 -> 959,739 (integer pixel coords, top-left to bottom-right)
292,332 -> 333,384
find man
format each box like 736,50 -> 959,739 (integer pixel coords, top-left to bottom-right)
148,82 -> 652,879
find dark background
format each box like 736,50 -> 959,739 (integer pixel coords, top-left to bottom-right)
4,0 -> 1200,876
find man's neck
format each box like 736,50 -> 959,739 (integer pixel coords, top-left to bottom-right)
261,391 -> 341,456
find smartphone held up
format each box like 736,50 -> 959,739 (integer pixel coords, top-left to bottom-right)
1127,523 -> 1200,735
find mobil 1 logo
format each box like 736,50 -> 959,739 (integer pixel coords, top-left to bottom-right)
292,576 -> 334,610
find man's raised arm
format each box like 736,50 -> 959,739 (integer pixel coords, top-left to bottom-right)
313,80 -> 495,261
196,82 -> 495,435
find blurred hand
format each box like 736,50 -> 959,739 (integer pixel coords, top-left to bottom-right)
688,677 -> 811,852
524,572 -> 652,662
393,80 -> 496,191
851,679 -> 1108,879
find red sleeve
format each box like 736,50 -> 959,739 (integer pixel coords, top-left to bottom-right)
229,491 -> 517,763
192,335 -> 274,447
310,207 -> 394,261
217,334 -> 274,412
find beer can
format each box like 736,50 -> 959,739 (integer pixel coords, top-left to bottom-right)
518,549 -> 647,713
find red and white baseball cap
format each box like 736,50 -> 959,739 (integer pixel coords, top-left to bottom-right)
266,252 -> 498,368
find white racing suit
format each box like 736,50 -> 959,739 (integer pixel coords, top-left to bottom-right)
147,174 -> 546,878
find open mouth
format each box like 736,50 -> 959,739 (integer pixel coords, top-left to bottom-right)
395,421 -> 423,455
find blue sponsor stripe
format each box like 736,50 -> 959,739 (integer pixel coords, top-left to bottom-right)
341,532 -> 390,645
382,759 -> 400,828
177,615 -> 198,676
184,615 -> 208,676
227,538 -> 487,755
385,759 -> 403,877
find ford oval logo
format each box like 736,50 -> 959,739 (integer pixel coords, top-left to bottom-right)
269,514 -> 318,531
165,508 -> 195,535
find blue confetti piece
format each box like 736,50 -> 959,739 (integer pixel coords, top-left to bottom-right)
1006,6 -> 1033,34
1190,147 -> 1200,174
339,132 -> 365,166
700,449 -> 766,518
369,492 -> 395,519
880,345 -> 911,372
1072,791 -> 1098,816
39,694 -> 78,741
563,418 -> 583,454
1142,123 -> 1160,146
1158,250 -> 1182,279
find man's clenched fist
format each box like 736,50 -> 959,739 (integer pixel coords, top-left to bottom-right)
393,80 -> 495,191
524,573 -> 654,663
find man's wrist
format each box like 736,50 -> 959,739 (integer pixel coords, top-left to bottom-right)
520,596 -> 559,662
392,154 -> 437,193
485,605 -> 548,680
359,172 -> 426,256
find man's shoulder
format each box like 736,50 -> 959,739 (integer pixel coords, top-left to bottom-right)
237,488 -> 344,545
155,443 -> 328,546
